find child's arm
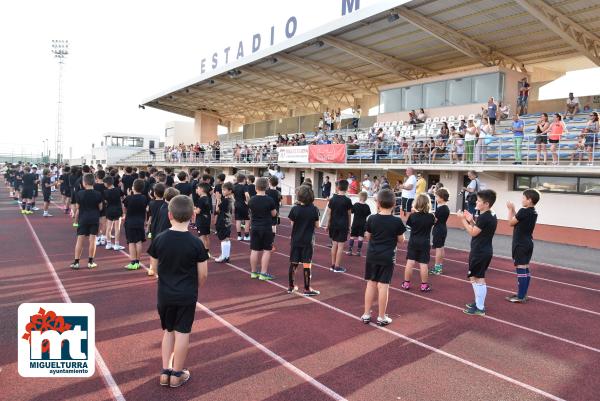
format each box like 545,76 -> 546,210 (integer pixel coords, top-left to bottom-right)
197,261 -> 208,287
506,201 -> 519,226
397,234 -> 406,243
150,257 -> 158,273
457,210 -> 481,237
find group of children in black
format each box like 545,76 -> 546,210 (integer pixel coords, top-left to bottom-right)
4,161 -> 541,388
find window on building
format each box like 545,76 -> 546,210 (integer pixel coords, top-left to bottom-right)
514,175 -> 598,195
447,77 -> 472,106
401,85 -> 422,111
423,81 -> 446,108
379,87 -> 402,114
472,73 -> 502,104
579,177 -> 600,194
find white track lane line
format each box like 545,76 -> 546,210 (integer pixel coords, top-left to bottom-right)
115,251 -> 347,401
22,213 -> 126,401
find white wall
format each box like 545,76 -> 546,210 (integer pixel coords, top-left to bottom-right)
165,121 -> 195,147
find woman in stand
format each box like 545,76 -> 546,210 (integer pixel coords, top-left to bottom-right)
548,113 -> 567,165
583,112 -> 599,166
464,120 -> 478,164
476,117 -> 491,163
534,113 -> 550,165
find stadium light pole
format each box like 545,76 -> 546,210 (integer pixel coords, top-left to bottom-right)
51,40 -> 68,163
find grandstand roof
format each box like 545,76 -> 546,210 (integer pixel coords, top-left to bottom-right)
143,0 -> 600,121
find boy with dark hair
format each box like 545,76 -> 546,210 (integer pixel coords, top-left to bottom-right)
402,194 -> 435,292
245,174 -> 257,200
430,188 -> 450,275
71,173 -> 103,269
327,179 -> 353,273
175,171 -> 192,196
233,174 -> 249,241
121,166 -> 135,195
506,188 -> 540,303
148,183 -> 167,240
214,182 -> 233,262
248,177 -> 277,280
154,187 -> 180,242
214,173 -> 226,195
165,167 -> 175,187
266,176 -> 282,235
103,175 -> 124,251
457,189 -> 498,316
59,165 -> 72,214
69,166 -> 82,226
30,165 -> 40,211
20,166 -> 38,214
94,170 -> 107,246
361,188 -> 406,326
148,195 -> 208,388
123,179 -> 149,270
41,168 -> 54,217
194,183 -> 212,253
346,191 -> 371,256
288,185 -> 320,296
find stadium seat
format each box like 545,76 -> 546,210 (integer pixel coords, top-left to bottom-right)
440,116 -> 447,122
425,117 -> 432,124
448,115 -> 456,122
433,117 -> 440,123
458,114 -> 465,121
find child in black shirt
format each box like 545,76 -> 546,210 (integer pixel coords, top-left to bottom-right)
266,176 -> 282,235
431,188 -> 450,275
346,191 -> 371,256
58,166 -> 71,214
233,174 -> 249,241
214,182 -> 233,262
403,194 -> 436,292
154,187 -> 180,243
103,176 -> 124,251
147,195 -> 208,388
248,178 -> 277,280
121,166 -> 135,195
94,170 -> 107,246
288,185 -> 320,296
327,179 -> 353,273
148,183 -> 167,240
175,171 -> 193,196
458,189 -> 498,316
41,168 -> 54,217
506,189 -> 540,303
71,173 -> 103,269
20,166 -> 38,214
362,189 -> 406,326
123,179 -> 149,270
245,174 -> 257,199
194,183 -> 212,252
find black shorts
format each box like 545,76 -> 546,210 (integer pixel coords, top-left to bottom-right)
549,139 -> 559,144
105,208 -> 122,221
61,187 -> 71,197
21,187 -> 33,199
234,204 -> 249,221
157,303 -> 196,334
350,224 -> 366,238
216,225 -> 231,241
290,245 -> 313,263
468,252 -> 493,278
512,244 -> 534,266
407,243 -> 431,264
43,191 -> 51,203
99,208 -> 106,217
534,135 -> 547,144
33,188 -> 38,197
272,216 -> 280,226
125,226 -> 146,244
432,227 -> 447,249
14,181 -> 22,191
71,192 -> 77,204
489,117 -> 496,125
197,223 -> 210,236
401,197 -> 414,213
364,262 -> 395,284
250,228 -> 274,251
329,226 -> 349,243
77,223 -> 99,237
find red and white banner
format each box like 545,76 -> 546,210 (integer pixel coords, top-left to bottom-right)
308,144 -> 346,164
277,145 -> 308,162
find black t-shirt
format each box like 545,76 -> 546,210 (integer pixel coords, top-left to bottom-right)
123,194 -> 148,228
216,197 -> 232,227
195,195 -> 212,223
246,184 -> 257,198
265,188 -> 282,212
15,170 -> 23,183
22,173 -> 37,188
149,199 -> 166,235
121,174 -> 135,194
148,230 -> 208,305
93,183 -> 106,200
248,195 -> 276,229
59,173 -> 68,189
41,176 -> 52,194
233,183 -> 247,206
351,203 -> 371,229
76,189 -> 103,225
366,214 -> 406,265
513,207 -> 537,247
104,187 -> 122,210
328,194 -> 353,230
214,183 -> 222,195
288,204 -> 320,247
175,182 -> 192,196
155,203 -> 171,234
407,212 -> 435,247
322,181 -> 331,198
434,205 -> 450,227
68,174 -> 79,191
471,210 -> 497,254
166,175 -> 174,187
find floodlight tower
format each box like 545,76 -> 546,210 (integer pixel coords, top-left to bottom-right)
51,40 -> 68,163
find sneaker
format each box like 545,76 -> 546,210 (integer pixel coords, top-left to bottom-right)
72,223 -> 79,228
401,281 -> 410,290
237,235 -> 243,241
377,315 -> 392,326
465,301 -> 476,308
463,305 -> 485,316
27,210 -> 34,215
100,237 -> 106,245
20,209 -> 26,214
345,250 -> 353,256
147,269 -> 155,276
361,313 -> 371,324
244,235 -> 250,241
159,369 -> 172,387
112,244 -> 124,251
70,262 -> 80,270
87,262 -> 97,269
331,266 -> 347,273
32,207 -> 39,211
125,263 -> 139,270
506,295 -> 527,303
95,237 -> 101,246
43,213 -> 53,217
169,369 -> 190,388
303,289 -> 320,297
105,243 -> 112,250
250,271 -> 260,279
287,286 -> 298,294
259,272 -> 274,281
420,283 -> 432,292
215,256 -> 229,263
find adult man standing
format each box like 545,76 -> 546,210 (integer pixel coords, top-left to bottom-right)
463,170 -> 480,215
321,175 -> 331,199
361,174 -> 372,196
517,77 -> 530,116
401,167 -> 417,216
486,97 -> 497,135
415,173 -> 427,196
511,115 -> 525,164
565,93 -> 580,120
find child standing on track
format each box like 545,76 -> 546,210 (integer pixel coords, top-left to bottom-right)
123,179 -> 149,270
248,177 -> 277,280
287,185 -> 320,296
506,189 -> 540,303
71,173 -> 103,269
430,188 -> 450,275
362,189 -> 406,326
174,171 -> 192,197
20,166 -> 37,214
402,193 -> 436,292
59,166 -> 71,214
147,195 -> 208,388
148,183 -> 166,240
41,168 -> 54,217
265,176 -> 282,235
346,191 -> 371,256
214,182 -> 233,263
457,189 -> 498,316
194,183 -> 212,253
103,176 -> 124,251
327,179 -> 353,273
233,174 -> 250,241
94,170 -> 107,246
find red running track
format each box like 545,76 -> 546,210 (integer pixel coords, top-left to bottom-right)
1,187 -> 599,401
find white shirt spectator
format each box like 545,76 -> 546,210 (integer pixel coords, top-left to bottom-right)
362,178 -> 372,196
567,97 -> 579,106
401,174 -> 417,199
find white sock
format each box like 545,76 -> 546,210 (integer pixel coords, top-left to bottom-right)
474,283 -> 487,310
223,241 -> 231,258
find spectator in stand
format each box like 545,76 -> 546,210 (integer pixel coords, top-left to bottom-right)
486,97 -> 497,135
498,101 -> 510,121
565,93 -> 580,120
517,77 -> 530,116
548,113 -> 567,165
464,119 -> 478,164
318,118 -> 324,131
476,117 -> 491,163
361,174 -> 373,196
431,122 -> 449,163
321,176 -> 331,198
583,112 -> 599,166
352,105 -> 361,130
535,113 -> 550,165
570,134 -> 586,166
409,110 -> 418,125
335,108 -> 342,130
417,108 -> 427,123
510,115 -> 525,165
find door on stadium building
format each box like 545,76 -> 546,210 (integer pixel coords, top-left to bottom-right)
149,140 -> 155,149
297,170 -> 305,188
